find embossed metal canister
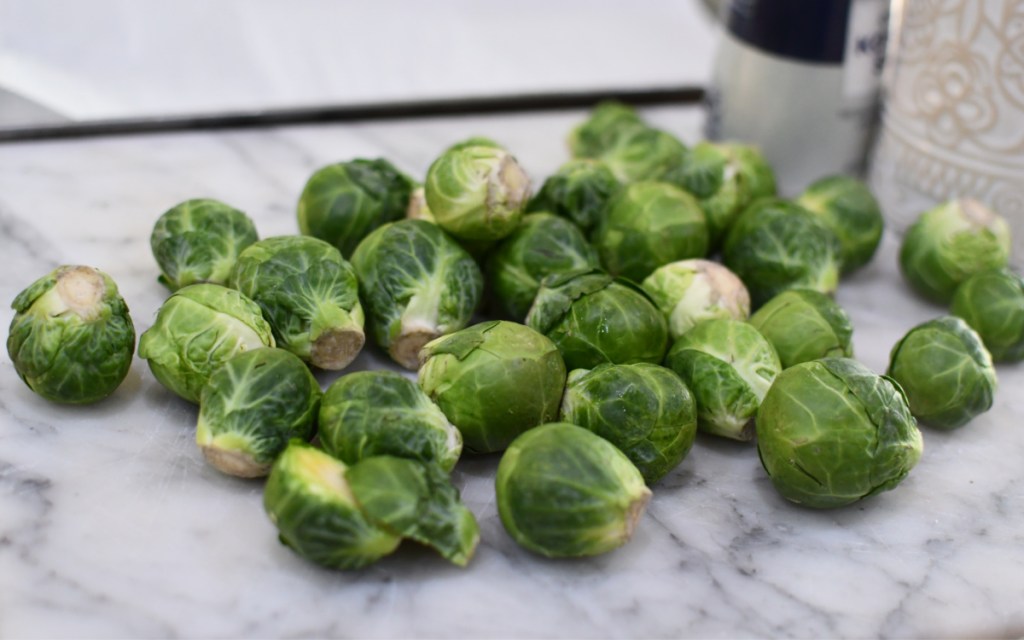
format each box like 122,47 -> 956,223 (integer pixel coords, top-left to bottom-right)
868,0 -> 1024,266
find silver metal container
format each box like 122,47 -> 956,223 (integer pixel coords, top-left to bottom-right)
706,0 -> 889,195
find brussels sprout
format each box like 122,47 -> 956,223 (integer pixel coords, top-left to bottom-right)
319,370 -> 462,472
757,358 -> 923,509
567,102 -> 686,182
229,236 -> 364,370
196,348 -> 320,478
7,265 -> 135,404
592,182 -> 709,282
495,422 -> 651,558
662,142 -> 776,246
487,213 -> 600,320
297,158 -> 415,258
350,219 -> 483,370
526,270 -> 668,370
887,316 -> 997,429
723,198 -> 841,307
424,141 -> 531,242
567,101 -> 646,160
796,175 -> 883,275
899,198 -> 1012,303
150,198 -> 258,291
526,159 -> 621,233
641,259 -> 750,340
418,321 -> 566,454
346,456 -> 479,566
263,442 -> 401,570
560,363 -> 697,484
137,283 -> 275,403
951,268 -> 1024,362
748,289 -> 853,369
664,318 -> 780,440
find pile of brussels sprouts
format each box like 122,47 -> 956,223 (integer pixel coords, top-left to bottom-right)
7,102 -> 1023,569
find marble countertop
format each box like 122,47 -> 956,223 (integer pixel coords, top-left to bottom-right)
2,107 -> 1023,639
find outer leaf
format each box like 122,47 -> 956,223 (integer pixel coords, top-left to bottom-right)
347,456 -> 480,567
263,442 -> 400,570
487,213 -> 600,321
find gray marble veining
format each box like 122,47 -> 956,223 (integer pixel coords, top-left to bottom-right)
1,107 -> 1023,639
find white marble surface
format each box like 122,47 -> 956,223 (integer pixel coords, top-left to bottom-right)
1,107 -> 1024,639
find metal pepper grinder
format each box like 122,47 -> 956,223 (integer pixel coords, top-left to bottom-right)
705,0 -> 889,195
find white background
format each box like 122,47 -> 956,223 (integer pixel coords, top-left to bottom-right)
0,0 -> 718,122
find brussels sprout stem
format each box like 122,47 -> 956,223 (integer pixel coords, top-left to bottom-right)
310,304 -> 366,370
391,281 -> 447,370
488,155 -> 530,216
625,488 -> 653,536
201,445 -> 270,478
54,266 -> 107,321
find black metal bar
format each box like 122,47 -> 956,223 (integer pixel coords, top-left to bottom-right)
0,86 -> 704,143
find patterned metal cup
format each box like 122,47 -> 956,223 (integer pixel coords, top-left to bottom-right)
868,0 -> 1024,266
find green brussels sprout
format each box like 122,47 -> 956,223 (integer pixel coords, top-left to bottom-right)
487,213 -> 600,321
228,236 -> 365,370
592,182 -> 709,283
264,443 -> 479,570
748,289 -> 853,369
887,316 -> 997,429
424,141 -> 531,242
662,142 -> 776,246
418,320 -> 566,454
7,265 -> 135,404
350,219 -> 483,370
137,283 -> 275,403
263,442 -> 401,570
756,357 -> 923,509
526,270 -> 668,370
951,268 -> 1024,362
796,175 -> 883,275
723,198 -> 842,307
567,102 -> 687,182
346,455 -> 479,566
150,198 -> 259,291
525,159 -> 621,233
495,422 -> 651,558
319,370 -> 462,472
297,158 -> 415,258
567,101 -> 646,159
560,363 -> 697,484
899,198 -> 1012,303
641,259 -> 750,340
664,318 -> 781,441
196,348 -> 321,478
